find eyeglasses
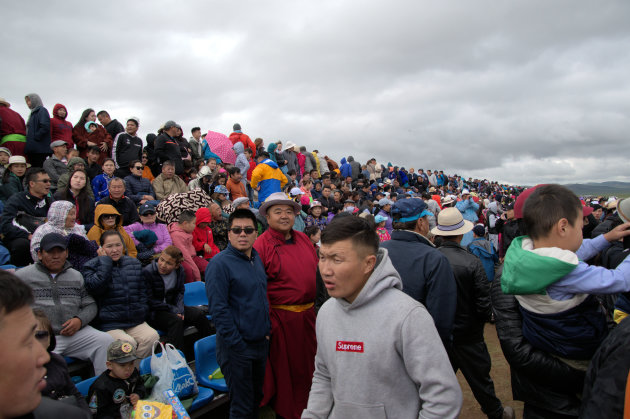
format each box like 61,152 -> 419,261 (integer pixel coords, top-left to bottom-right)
134,166 -> 143,170
35,330 -> 50,342
102,214 -> 117,219
229,227 -> 256,235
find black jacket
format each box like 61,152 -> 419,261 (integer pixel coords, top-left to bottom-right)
88,368 -> 146,419
96,196 -> 140,226
438,241 -> 491,344
42,353 -> 90,413
154,133 -> 183,174
112,133 -> 142,171
143,260 -> 185,319
491,268 -> 584,415
83,255 -> 149,331
0,191 -> 53,240
580,314 -> 630,418
18,397 -> 90,419
104,119 -> 124,142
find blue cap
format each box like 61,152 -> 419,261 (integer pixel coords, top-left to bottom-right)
214,185 -> 229,195
391,198 -> 433,223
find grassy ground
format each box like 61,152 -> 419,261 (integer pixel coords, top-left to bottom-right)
457,323 -> 523,418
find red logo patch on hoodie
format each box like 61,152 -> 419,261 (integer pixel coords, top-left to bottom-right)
336,341 -> 364,353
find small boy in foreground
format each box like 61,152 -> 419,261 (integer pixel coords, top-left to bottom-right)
502,184 -> 630,368
88,340 -> 147,418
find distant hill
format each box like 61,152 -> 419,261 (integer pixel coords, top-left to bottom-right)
563,181 -> 630,198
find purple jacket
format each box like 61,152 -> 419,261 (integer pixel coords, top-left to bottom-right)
123,222 -> 172,253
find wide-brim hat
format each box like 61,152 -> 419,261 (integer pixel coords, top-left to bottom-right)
259,192 -> 301,217
431,207 -> 473,236
285,141 -> 297,151
617,198 -> 630,223
7,155 -> 30,167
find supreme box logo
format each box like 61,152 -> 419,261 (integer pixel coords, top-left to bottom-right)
336,341 -> 364,353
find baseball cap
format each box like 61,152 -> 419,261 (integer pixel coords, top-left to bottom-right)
107,340 -> 137,363
39,233 -> 68,252
139,203 -> 156,215
163,120 -> 177,130
391,198 -> 433,223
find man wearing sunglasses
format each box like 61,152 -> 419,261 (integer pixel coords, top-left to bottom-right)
206,209 -> 270,418
0,168 -> 53,267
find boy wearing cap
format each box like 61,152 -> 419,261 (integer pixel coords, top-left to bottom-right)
433,209 -> 514,419
502,184 -> 630,368
88,339 -> 146,418
43,140 -> 69,193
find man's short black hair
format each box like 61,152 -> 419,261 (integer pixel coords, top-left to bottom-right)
321,214 -> 379,256
228,208 -> 257,229
523,184 -> 582,240
321,174 -> 331,180
26,167 -> 47,186
0,271 -> 33,322
96,110 -> 110,118
257,151 -> 270,159
287,169 -> 296,176
191,127 -> 201,134
178,210 -> 196,223
228,166 -> 241,176
244,148 -> 252,156
322,185 -> 331,191
87,145 -> 101,154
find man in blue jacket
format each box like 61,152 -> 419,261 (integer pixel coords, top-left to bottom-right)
381,198 -> 457,348
206,209 -> 270,418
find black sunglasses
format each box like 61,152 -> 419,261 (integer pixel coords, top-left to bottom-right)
35,330 -> 50,341
229,227 -> 256,235
134,166 -> 143,170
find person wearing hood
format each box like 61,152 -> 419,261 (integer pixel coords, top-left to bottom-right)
266,142 -> 278,164
29,200 -> 89,262
250,151 -> 288,204
50,104 -> 74,150
229,123 -> 256,157
87,204 -> 137,258
43,140 -> 69,193
468,225 -> 499,282
168,210 -> 206,283
339,157 -> 352,179
303,215 -> 462,418
347,156 -> 360,180
192,207 -> 220,260
0,97 -> 27,157
486,200 -> 500,250
24,93 -> 51,168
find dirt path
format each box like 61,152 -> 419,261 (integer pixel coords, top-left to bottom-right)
456,323 -> 524,418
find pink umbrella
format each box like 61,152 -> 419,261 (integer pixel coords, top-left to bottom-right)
204,130 -> 236,164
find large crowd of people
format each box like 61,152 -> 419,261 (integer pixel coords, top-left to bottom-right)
1,93 -> 630,418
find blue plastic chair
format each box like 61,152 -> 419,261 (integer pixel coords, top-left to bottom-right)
194,335 -> 228,392
139,351 -> 214,412
184,281 -> 212,320
184,282 -> 208,306
75,376 -> 98,397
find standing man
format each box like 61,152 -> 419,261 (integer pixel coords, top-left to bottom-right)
229,123 -> 256,157
112,117 -> 143,178
206,209 -> 271,418
96,110 -> 124,143
455,188 -> 480,247
432,208 -> 515,419
24,93 -> 51,168
303,216 -> 462,418
380,198 -> 457,347
254,192 -> 318,419
154,121 -> 183,174
250,152 -> 288,205
188,127 -> 203,162
0,97 -> 27,157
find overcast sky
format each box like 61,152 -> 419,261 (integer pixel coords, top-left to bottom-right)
3,1 -> 630,185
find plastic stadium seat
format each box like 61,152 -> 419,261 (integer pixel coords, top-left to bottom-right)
194,335 -> 228,392
184,282 -> 208,307
75,376 -> 98,397
139,351 -> 214,412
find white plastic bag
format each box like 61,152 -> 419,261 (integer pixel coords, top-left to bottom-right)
149,342 -> 199,401
149,342 -> 173,403
164,343 -> 198,399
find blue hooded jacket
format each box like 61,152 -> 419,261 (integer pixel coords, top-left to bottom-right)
339,157 -> 352,178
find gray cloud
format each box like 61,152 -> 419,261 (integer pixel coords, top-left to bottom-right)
3,1 -> 630,185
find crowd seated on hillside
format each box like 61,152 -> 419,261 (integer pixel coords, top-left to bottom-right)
2,94 -> 630,418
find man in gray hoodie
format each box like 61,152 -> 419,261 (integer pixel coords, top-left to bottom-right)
303,215 -> 462,419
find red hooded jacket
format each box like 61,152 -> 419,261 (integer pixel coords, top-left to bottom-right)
50,104 -> 74,149
192,207 -> 220,259
229,132 -> 256,157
